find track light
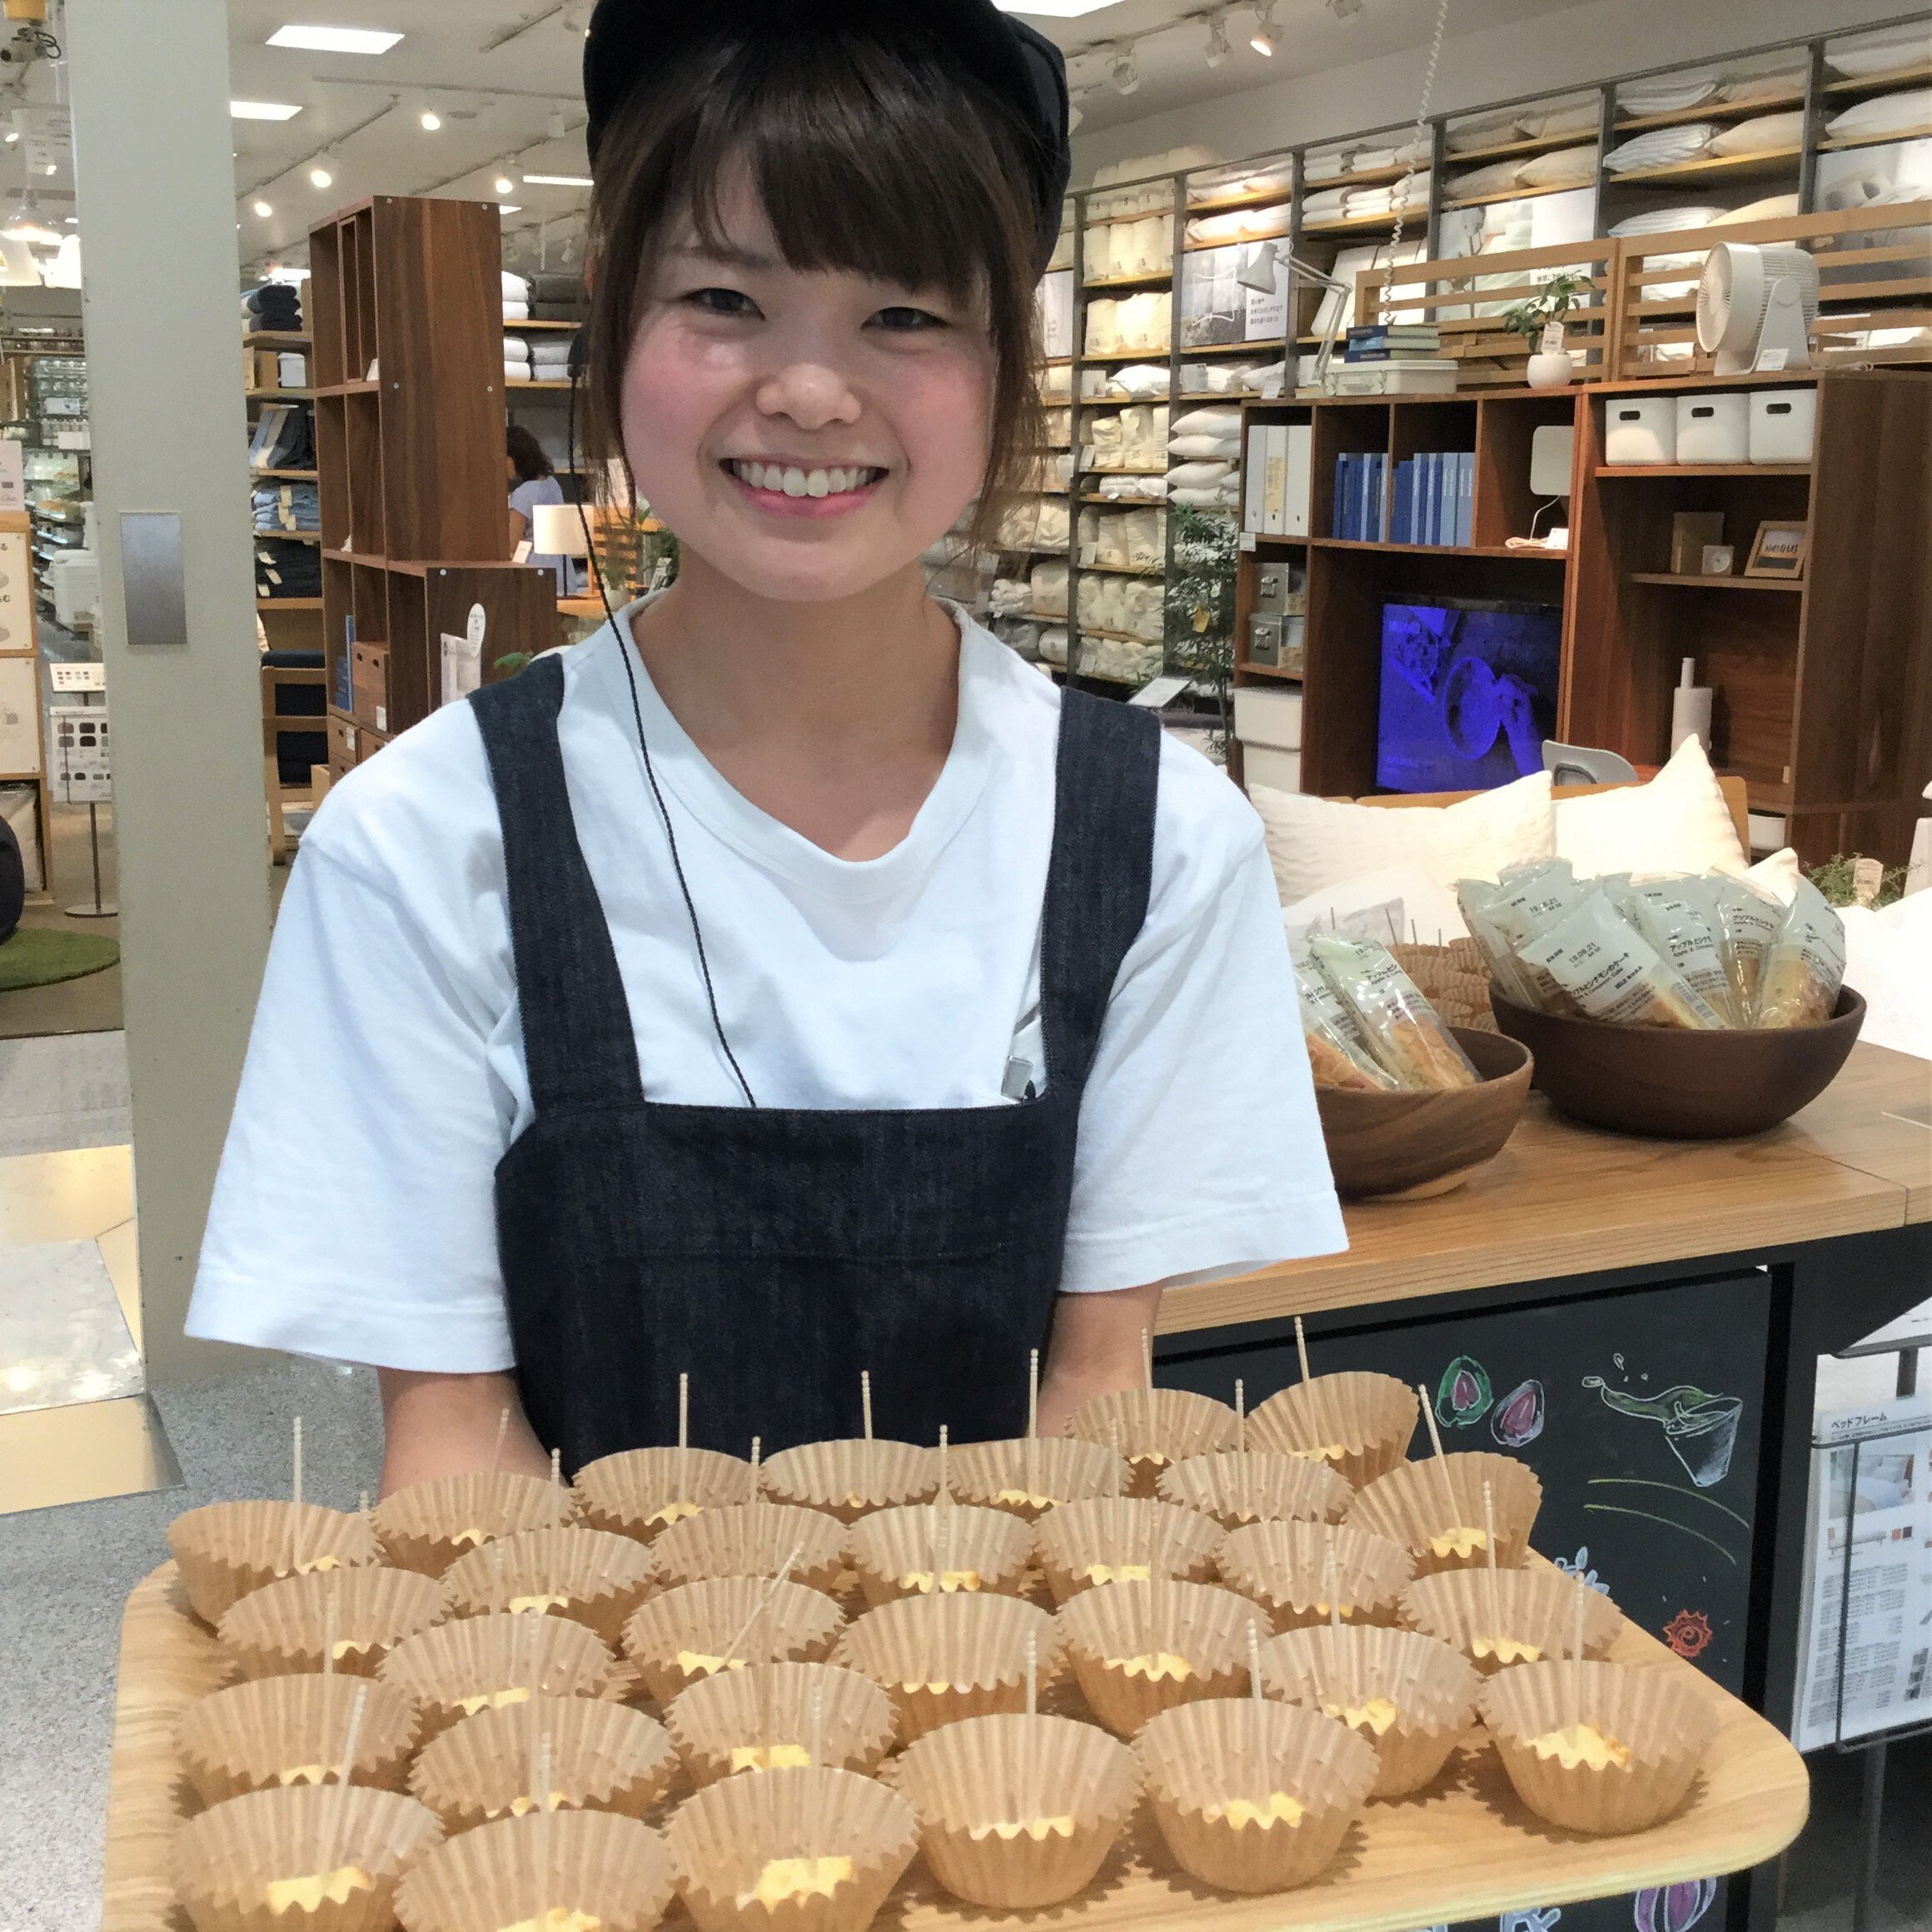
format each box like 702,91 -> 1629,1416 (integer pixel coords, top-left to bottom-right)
1109,44 -> 1139,95
494,174 -> 515,197
1251,2 -> 1278,53
252,198 -> 274,217
1204,14 -> 1231,66
419,109 -> 441,132
308,152 -> 337,189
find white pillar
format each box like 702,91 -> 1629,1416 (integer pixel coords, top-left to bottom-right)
66,0 -> 271,1379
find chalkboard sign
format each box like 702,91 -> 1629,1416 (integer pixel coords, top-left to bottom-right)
1165,1269 -> 1772,1932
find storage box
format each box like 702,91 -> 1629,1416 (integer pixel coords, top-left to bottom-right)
351,642 -> 391,734
1233,685 -> 1302,751
327,709 -> 359,777
1249,613 -> 1285,667
1676,391 -> 1749,465
1604,396 -> 1675,465
1749,387 -> 1815,464
1244,745 -> 1301,791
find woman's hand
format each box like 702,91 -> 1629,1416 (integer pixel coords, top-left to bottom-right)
375,1368 -> 550,1498
1035,1280 -> 1164,1438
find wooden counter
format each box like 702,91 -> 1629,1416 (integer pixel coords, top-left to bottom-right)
1164,1042 -> 1931,1337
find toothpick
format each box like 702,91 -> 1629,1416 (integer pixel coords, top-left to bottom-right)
537,1736 -> 554,1916
809,1681 -> 826,1855
489,1406 -> 510,1476
1294,1317 -> 1310,1384
326,1682 -> 368,1878
1324,1529 -> 1342,1635
938,1425 -> 950,1506
491,1539 -> 507,1615
1028,1350 -> 1040,1440
1483,1481 -> 1500,1637
678,1372 -> 690,1453
1026,1632 -> 1038,1717
321,1576 -> 337,1678
550,1447 -> 562,1488
861,1370 -> 874,1443
288,1415 -> 304,1576
749,1436 -> 761,1506
1247,1619 -> 1266,1796
1109,1422 -> 1123,1499
357,1489 -> 369,1520
1417,1384 -> 1460,1535
1235,1379 -> 1246,1456
1142,1328 -> 1155,1469
945,1499 -> 959,1591
1571,1570 -> 1588,1729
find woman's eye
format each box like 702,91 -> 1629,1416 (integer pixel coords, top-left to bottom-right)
871,305 -> 948,331
686,286 -> 760,318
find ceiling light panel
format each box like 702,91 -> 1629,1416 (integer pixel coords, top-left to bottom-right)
521,173 -> 592,187
266,24 -> 403,55
232,100 -> 303,120
990,2 -> 1118,14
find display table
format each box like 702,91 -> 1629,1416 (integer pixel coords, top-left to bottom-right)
100,1561 -> 1807,1932
1157,1041 -> 1930,1932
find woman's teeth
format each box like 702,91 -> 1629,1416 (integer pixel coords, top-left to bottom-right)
727,461 -> 882,498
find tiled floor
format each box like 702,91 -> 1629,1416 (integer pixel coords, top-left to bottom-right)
0,1031 -> 132,1156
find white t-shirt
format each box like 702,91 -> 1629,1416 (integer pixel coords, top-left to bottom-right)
188,604 -> 1345,1372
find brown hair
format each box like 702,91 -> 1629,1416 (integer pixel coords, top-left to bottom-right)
580,28 -> 1045,552
506,421 -> 554,485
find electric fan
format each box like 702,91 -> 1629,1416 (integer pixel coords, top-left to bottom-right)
1695,242 -> 1820,376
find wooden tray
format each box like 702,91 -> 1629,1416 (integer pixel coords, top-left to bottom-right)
102,1561 -> 1807,1932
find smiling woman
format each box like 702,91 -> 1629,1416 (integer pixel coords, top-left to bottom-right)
186,0 -> 1346,1495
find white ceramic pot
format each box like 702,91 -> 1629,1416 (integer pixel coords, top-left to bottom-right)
1526,350 -> 1575,390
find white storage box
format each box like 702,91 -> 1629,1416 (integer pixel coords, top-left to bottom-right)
1232,685 -> 1302,751
1676,391 -> 1749,465
1244,746 -> 1302,792
1748,386 -> 1816,463
1604,396 -> 1675,465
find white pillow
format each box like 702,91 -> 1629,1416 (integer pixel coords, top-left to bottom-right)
1248,769 -> 1556,905
1719,70 -> 1805,106
1281,864 -> 1472,949
1707,111 -> 1805,157
1108,363 -> 1172,399
1171,406 -> 1242,438
1552,737 -> 1747,878
1449,157 -> 1530,200
1829,30 -> 1932,80
1840,894 -> 1932,1059
1166,460 -> 1235,488
1741,845 -> 1801,904
1168,434 -> 1242,461
1519,143 -> 1599,189
1826,89 -> 1932,141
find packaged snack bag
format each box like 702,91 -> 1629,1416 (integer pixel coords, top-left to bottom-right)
1482,865 -> 1586,1015
1755,878 -> 1848,1028
1627,882 -> 1740,1026
1453,881 -> 1540,1012
1309,937 -> 1479,1091
1292,954 -> 1398,1091
1705,873 -> 1785,1018
1517,892 -> 1726,1029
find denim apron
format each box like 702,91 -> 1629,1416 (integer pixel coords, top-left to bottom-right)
471,653 -> 1161,1471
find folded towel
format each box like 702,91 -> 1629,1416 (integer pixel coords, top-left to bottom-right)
501,271 -> 531,297
503,301 -> 530,321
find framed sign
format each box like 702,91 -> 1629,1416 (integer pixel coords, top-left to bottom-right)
1745,520 -> 1808,579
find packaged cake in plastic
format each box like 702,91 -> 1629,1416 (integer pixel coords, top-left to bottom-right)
1755,878 -> 1847,1028
1625,880 -> 1740,1026
1308,938 -> 1477,1091
1292,954 -> 1397,1092
1517,892 -> 1725,1029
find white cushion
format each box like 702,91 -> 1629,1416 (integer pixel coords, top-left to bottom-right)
1168,434 -> 1242,460
1171,406 -> 1242,438
1829,30 -> 1932,80
1742,845 -> 1801,904
1282,864 -> 1472,950
1552,737 -> 1747,877
1449,157 -> 1528,200
1826,89 -> 1932,140
1840,894 -> 1932,1059
1519,143 -> 1599,189
1248,769 -> 1556,905
1707,111 -> 1805,157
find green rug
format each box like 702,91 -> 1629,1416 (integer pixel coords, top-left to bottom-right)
0,929 -> 121,991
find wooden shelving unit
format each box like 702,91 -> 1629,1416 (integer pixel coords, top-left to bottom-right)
1233,369 -> 1931,865
307,196 -> 554,774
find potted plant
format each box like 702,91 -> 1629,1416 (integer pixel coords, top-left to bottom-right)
1501,271 -> 1597,389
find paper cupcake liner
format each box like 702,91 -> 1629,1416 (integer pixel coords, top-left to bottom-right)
1478,1659 -> 1720,1835
407,1692 -> 678,1834
1246,1373 -> 1420,1491
1215,1519 -> 1415,1634
218,1566 -> 450,1682
894,1711 -> 1140,1909
1157,1451 -> 1354,1532
574,1446 -> 756,1545
172,1783 -> 442,1932
1401,1567 -> 1625,1676
623,1577 -> 848,1705
1135,1696 -> 1377,1895
394,1806 -> 675,1932
1055,1577 -> 1262,1740
1067,1389 -> 1239,1497
948,1437 -> 1130,1521
1346,1452 -> 1543,1577
1030,1497 -> 1226,1607
759,1439 -> 939,1525
665,1765 -> 919,1932
372,1473 -> 578,1577
1259,1624 -> 1481,1799
169,1501 -> 386,1627
177,1673 -> 420,1809
379,1611 -> 615,1741
835,1591 -> 1062,1744
845,1503 -> 1033,1609
442,1526 -> 655,1649
665,1661 -> 898,1788
651,1501 -> 849,1598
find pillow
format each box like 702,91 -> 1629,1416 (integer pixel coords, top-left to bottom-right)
1526,101 -> 1604,141
1707,111 -> 1805,157
1170,406 -> 1242,438
1829,30 -> 1932,80
1719,70 -> 1805,106
1248,769 -> 1556,905
1108,363 -> 1172,399
1281,864 -> 1472,949
1519,143 -> 1600,189
1605,125 -> 1716,172
1741,845 -> 1800,904
1166,460 -> 1235,488
1840,894 -> 1932,1059
1711,192 -> 1801,224
1551,737 -> 1747,878
1826,89 -> 1932,141
1168,434 -> 1242,461
1449,157 -> 1530,200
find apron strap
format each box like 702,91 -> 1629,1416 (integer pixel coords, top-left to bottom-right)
1040,688 -> 1163,1095
471,656 -> 645,1112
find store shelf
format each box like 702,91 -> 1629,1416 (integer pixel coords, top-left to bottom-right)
1078,466 -> 1168,478
1080,493 -> 1168,505
1076,351 -> 1175,365
1612,90 -> 1805,132
1817,125 -> 1932,152
1312,537 -> 1569,559
1183,182 -> 1298,216
1602,146 -> 1801,187
1083,271 -> 1173,290
1593,461 -> 1810,476
1823,59 -> 1932,96
502,319 -> 580,331
1234,659 -> 1303,681
243,387 -> 313,401
506,379 -> 574,391
252,529 -> 322,543
1628,571 -> 1803,590
257,596 -> 322,611
1080,562 -> 1166,576
255,467 -> 319,481
1190,339 -> 1287,356
1444,125 -> 1606,164
1182,232 -> 1289,253
1442,179 -> 1597,210
242,330 -> 311,349
1302,161 -> 1424,191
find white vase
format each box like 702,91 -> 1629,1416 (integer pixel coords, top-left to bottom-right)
1526,350 -> 1575,390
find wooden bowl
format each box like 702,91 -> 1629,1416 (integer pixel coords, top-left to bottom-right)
1313,1028 -> 1532,1200
1491,988 -> 1865,1139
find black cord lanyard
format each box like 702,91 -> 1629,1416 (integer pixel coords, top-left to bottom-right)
563,362 -> 758,1108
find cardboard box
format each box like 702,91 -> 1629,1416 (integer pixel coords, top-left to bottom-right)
351,643 -> 391,734
326,709 -> 358,776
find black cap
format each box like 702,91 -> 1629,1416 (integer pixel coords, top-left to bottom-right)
582,0 -> 1071,276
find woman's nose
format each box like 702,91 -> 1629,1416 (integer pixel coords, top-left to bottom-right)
754,360 -> 861,431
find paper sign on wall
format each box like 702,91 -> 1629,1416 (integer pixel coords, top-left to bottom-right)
441,605 -> 490,707
50,663 -> 107,692
0,437 -> 22,515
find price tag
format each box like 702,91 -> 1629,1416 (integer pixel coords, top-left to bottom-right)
1754,346 -> 1790,372
1239,530 -> 1257,551
1540,321 -> 1566,355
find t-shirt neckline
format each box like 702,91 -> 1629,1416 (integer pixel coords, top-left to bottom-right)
583,594 -> 1003,906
